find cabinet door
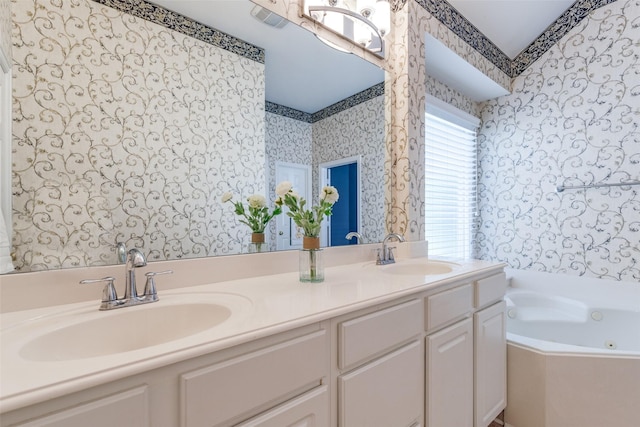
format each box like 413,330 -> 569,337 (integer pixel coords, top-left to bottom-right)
237,385 -> 328,427
426,318 -> 473,427
474,300 -> 506,427
339,340 -> 423,427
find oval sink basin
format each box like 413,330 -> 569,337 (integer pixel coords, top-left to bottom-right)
381,260 -> 459,276
19,297 -> 240,361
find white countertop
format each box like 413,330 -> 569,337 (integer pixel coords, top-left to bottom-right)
0,255 -> 503,413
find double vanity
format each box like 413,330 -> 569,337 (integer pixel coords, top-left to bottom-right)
0,243 -> 507,427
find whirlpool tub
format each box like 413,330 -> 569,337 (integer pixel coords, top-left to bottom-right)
503,269 -> 640,427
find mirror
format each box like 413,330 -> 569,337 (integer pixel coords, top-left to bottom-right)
7,0 -> 385,273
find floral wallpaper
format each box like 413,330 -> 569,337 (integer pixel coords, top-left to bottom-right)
476,0 -> 640,281
312,95 -> 387,245
426,75 -> 479,118
386,0 -> 498,242
11,0 -> 266,271
511,0 -> 618,76
265,90 -> 386,248
265,111 -> 312,250
0,0 -> 10,60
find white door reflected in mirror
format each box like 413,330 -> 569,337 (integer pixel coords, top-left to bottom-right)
275,162 -> 312,250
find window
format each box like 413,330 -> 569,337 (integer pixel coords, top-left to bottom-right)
424,98 -> 479,259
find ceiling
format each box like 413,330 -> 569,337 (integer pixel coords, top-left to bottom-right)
147,0 -> 384,114
147,0 -> 576,108
447,0 -> 576,59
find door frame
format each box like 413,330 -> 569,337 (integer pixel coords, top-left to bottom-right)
319,155 -> 362,247
275,161 -> 312,250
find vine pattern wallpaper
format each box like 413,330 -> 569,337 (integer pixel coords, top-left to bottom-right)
386,0 -> 510,242
265,93 -> 386,249
426,75 -> 479,118
265,111 -> 312,251
313,95 -> 386,245
476,0 -> 640,281
0,0 -> 9,58
11,0 -> 266,271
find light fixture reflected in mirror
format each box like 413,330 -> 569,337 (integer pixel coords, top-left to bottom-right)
304,0 -> 390,57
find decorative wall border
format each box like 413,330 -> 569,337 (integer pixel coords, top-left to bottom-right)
266,82 -> 385,122
312,82 -> 384,122
91,0 -> 265,63
265,101 -> 313,122
416,0 -> 618,78
511,0 -> 618,75
416,0 -> 511,75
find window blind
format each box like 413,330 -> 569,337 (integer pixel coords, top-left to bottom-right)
425,109 -> 478,259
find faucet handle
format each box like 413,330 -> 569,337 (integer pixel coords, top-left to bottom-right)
143,270 -> 173,300
387,246 -> 397,261
80,277 -> 117,304
375,248 -> 382,263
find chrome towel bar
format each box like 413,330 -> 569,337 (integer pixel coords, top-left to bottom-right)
556,180 -> 640,193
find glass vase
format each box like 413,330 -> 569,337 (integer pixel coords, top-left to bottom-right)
248,232 -> 265,253
300,237 -> 324,283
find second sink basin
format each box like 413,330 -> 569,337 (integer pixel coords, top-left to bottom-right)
380,259 -> 459,276
16,293 -> 250,361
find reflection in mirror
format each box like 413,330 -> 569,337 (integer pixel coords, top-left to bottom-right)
8,0 -> 384,273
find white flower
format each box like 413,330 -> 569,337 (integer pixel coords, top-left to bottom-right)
221,192 -> 233,203
276,181 -> 293,196
247,194 -> 267,209
321,185 -> 339,205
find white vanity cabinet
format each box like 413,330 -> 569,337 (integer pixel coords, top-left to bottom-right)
473,274 -> 507,427
333,298 -> 424,427
2,324 -> 330,427
6,386 -> 151,427
424,272 -> 507,427
1,266 -> 507,427
181,328 -> 329,427
425,284 -> 475,427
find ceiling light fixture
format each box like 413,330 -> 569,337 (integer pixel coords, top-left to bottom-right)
303,0 -> 390,57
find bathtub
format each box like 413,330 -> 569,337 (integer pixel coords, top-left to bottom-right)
503,269 -> 640,427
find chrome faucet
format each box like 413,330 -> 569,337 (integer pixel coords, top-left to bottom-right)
125,248 -> 147,301
345,231 -> 363,243
115,241 -> 127,264
377,233 -> 405,265
81,248 -> 172,310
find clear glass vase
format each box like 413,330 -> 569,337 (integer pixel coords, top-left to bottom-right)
248,232 -> 265,253
300,237 -> 324,282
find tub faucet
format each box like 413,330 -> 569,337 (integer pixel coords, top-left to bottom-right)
377,233 -> 405,265
345,231 -> 363,243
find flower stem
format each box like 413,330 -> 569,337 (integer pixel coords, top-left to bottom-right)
309,249 -> 316,280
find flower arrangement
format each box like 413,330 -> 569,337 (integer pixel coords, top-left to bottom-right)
275,181 -> 339,283
275,181 -> 339,238
221,192 -> 282,234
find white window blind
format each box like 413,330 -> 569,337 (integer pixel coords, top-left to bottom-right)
425,101 -> 479,259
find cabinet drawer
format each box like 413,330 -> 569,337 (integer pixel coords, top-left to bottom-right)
180,329 -> 327,427
236,385 -> 328,427
14,386 -> 149,427
475,273 -> 507,309
425,284 -> 473,333
338,299 -> 422,370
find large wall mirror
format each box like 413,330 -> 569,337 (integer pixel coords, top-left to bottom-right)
6,0 -> 386,273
